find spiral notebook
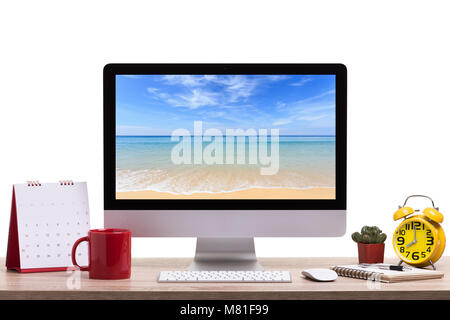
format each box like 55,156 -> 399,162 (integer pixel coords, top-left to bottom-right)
332,265 -> 444,283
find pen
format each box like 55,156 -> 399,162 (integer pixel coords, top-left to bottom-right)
358,263 -> 412,271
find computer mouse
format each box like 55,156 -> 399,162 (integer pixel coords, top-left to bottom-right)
302,268 -> 338,282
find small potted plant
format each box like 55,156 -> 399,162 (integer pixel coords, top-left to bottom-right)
352,226 -> 387,264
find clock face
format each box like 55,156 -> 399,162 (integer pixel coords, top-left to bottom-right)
393,218 -> 437,265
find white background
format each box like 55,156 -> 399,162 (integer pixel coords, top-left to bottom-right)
1,0 -> 449,260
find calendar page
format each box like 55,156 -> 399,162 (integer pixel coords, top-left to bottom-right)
13,182 -> 90,269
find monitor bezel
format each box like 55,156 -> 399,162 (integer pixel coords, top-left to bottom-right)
104,63 -> 347,210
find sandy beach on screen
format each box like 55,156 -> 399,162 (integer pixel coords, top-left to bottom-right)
116,187 -> 335,200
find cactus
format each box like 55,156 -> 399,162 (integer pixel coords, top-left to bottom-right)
351,226 -> 387,244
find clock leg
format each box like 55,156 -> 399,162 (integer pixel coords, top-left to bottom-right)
429,260 -> 436,270
397,260 -> 403,266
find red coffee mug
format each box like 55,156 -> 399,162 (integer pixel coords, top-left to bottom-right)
72,228 -> 131,279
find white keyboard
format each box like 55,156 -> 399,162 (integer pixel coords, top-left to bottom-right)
158,270 -> 291,283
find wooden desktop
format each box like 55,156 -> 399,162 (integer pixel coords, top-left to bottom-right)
1,257 -> 449,300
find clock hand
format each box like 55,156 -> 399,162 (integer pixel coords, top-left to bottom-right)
406,228 -> 431,249
415,233 -> 430,243
406,239 -> 416,248
405,225 -> 417,248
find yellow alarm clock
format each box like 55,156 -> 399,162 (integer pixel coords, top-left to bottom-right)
393,195 -> 446,269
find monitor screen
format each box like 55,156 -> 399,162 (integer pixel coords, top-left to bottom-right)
115,74 -> 336,200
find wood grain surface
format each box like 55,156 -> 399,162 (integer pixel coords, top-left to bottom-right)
1,257 -> 449,300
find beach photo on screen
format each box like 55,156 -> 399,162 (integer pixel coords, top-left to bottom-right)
115,74 -> 336,200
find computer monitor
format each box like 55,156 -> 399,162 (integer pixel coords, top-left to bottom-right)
104,64 -> 347,270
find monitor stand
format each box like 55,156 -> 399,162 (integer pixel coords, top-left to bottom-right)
188,237 -> 264,271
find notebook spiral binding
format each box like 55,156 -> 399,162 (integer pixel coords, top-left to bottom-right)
59,180 -> 74,186
332,266 -> 382,282
26,181 -> 41,187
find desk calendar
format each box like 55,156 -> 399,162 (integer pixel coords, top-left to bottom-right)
6,181 -> 90,272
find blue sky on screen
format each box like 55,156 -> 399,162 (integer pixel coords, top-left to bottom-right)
116,74 -> 335,136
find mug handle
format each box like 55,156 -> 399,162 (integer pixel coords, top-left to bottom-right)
72,236 -> 89,271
